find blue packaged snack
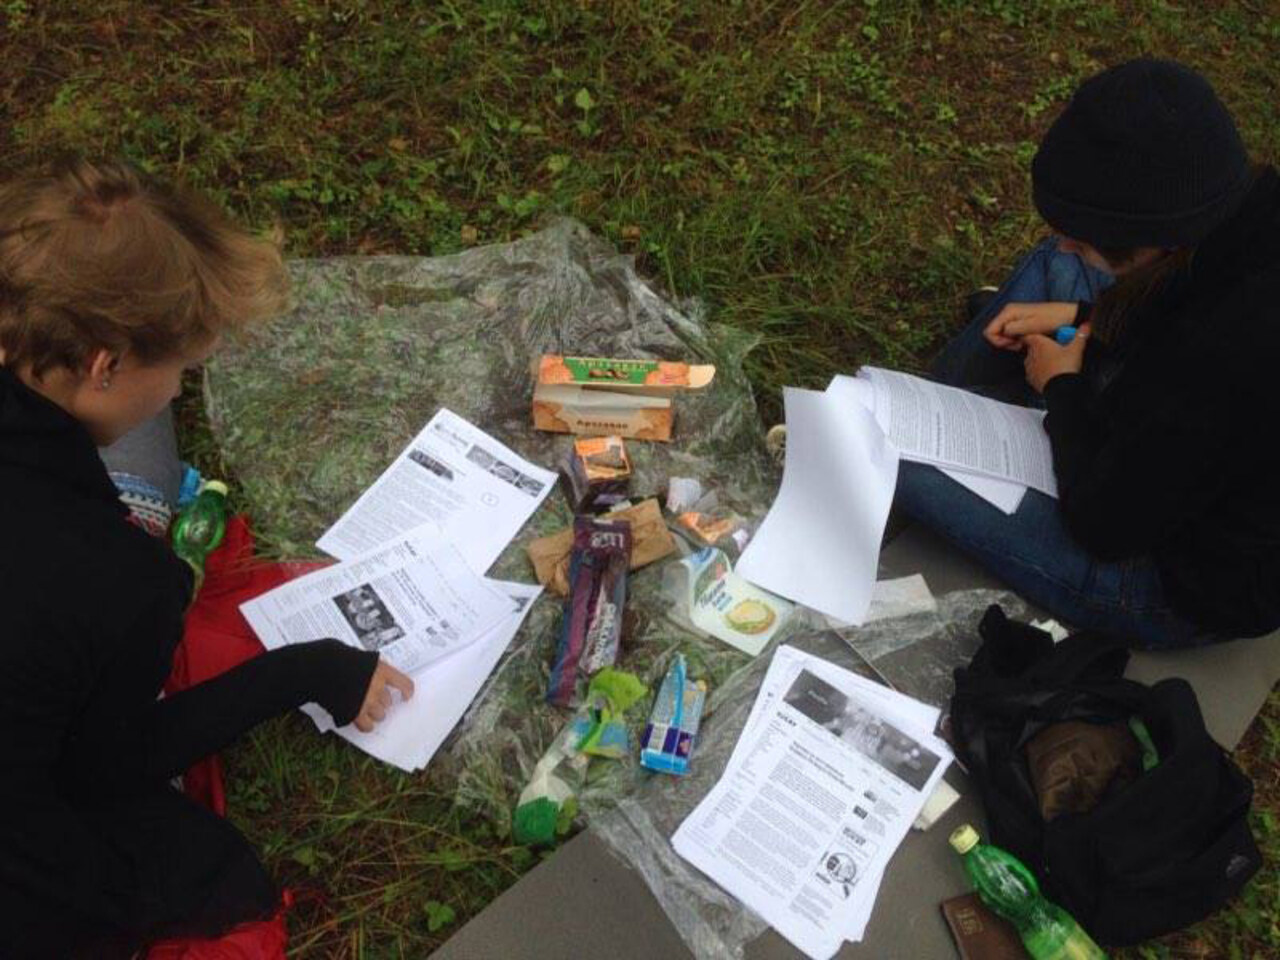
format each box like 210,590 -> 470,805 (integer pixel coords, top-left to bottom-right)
640,654 -> 707,775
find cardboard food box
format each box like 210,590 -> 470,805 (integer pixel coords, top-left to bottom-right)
562,436 -> 632,513
531,355 -> 716,442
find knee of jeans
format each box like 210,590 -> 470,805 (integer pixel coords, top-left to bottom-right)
893,462 -> 954,520
1045,249 -> 1115,303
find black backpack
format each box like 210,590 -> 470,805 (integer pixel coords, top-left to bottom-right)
949,606 -> 1261,947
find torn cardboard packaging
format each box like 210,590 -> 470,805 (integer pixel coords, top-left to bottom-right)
528,498 -> 677,596
561,436 -> 632,513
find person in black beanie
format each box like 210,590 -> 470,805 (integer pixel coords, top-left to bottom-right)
895,58 -> 1279,647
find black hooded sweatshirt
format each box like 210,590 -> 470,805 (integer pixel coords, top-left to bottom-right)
0,364 -> 377,957
1044,166 -> 1280,638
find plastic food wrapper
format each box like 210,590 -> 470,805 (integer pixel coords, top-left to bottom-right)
547,517 -> 632,706
594,588 -> 1033,960
513,668 -> 648,845
204,219 -> 781,834
512,716 -> 587,846
666,477 -> 704,514
663,547 -> 792,656
571,669 -> 650,759
675,510 -> 744,547
641,654 -> 707,775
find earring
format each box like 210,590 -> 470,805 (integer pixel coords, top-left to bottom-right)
100,377 -> 111,390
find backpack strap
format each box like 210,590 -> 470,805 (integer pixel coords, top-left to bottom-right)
963,605 -> 1129,687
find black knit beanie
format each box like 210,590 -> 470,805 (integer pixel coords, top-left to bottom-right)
1032,59 -> 1251,249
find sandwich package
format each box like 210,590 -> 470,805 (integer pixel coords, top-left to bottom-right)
662,547 -> 791,656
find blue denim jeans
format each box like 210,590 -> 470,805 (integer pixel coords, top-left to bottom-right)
894,239 -> 1207,648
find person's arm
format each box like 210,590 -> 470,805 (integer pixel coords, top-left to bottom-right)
136,638 -> 378,781
99,596 -> 379,787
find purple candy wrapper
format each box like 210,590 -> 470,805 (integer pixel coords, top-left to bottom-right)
546,517 -> 632,707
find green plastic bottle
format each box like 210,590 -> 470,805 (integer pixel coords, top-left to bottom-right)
950,824 -> 1107,960
172,480 -> 229,581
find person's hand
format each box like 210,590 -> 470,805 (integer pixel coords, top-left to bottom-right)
984,301 -> 1078,350
354,659 -> 415,732
1023,323 -> 1091,393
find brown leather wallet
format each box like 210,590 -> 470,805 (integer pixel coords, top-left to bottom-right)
941,893 -> 1028,960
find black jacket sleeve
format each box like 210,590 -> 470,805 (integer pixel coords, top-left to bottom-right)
1042,370 -> 1230,560
124,638 -> 379,785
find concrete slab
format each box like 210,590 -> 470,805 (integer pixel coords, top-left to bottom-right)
434,523 -> 1280,960
431,828 -> 697,960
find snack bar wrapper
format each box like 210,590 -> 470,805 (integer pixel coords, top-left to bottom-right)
546,517 -> 633,707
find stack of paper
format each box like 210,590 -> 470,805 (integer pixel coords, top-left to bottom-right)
672,645 -> 953,959
241,408 -> 555,770
735,367 -> 1054,627
837,368 -> 1056,512
302,580 -> 542,772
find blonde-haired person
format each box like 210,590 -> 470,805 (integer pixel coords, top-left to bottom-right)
0,159 -> 413,958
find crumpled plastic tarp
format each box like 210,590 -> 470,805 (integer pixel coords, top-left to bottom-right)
593,588 -> 1033,960
204,219 -> 785,831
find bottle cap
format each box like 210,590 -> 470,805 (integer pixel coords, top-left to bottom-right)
202,480 -> 229,497
949,824 -> 980,854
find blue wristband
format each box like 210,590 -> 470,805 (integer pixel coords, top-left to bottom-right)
1054,325 -> 1077,345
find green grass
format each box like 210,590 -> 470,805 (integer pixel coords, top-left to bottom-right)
5,1 -> 1279,956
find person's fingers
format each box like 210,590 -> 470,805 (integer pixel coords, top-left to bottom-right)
986,328 -> 1019,350
378,686 -> 392,709
382,663 -> 415,701
1067,322 -> 1092,355
1021,334 -> 1050,372
1022,333 -> 1052,356
984,305 -> 1017,341
354,714 -> 373,733
1004,316 -> 1042,338
366,701 -> 387,722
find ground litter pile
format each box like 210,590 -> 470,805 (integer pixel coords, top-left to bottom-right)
204,219 -> 781,829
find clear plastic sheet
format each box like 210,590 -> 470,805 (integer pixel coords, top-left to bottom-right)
204,219 -> 789,830
594,588 -> 1029,960
205,222 -> 1033,954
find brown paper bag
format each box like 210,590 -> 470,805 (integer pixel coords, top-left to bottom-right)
527,498 -> 677,596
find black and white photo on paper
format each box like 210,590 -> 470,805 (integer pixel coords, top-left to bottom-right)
783,668 -> 941,790
332,583 -> 405,651
465,444 -> 546,497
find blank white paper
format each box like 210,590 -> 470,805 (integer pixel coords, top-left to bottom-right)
736,387 -> 899,625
